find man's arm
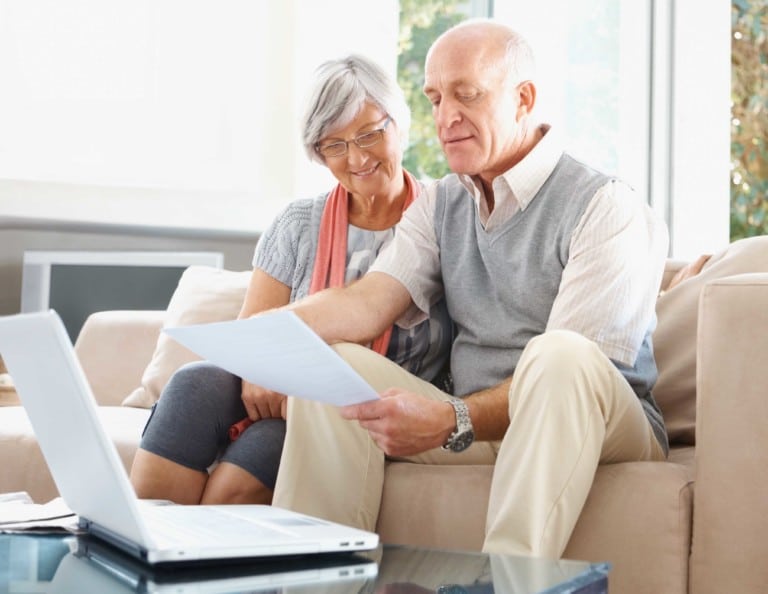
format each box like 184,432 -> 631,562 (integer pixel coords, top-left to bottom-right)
548,181 -> 668,365
287,262 -> 513,455
464,378 -> 513,441
341,378 -> 513,457
286,271 -> 413,346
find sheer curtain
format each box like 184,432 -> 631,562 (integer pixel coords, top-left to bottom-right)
0,0 -> 398,232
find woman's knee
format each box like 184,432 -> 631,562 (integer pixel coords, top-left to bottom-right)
161,361 -> 241,412
147,361 -> 243,445
141,362 -> 242,470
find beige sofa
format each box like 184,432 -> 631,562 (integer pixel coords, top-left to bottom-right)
1,249 -> 767,594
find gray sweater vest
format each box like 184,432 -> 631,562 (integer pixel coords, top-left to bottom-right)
434,154 -> 668,453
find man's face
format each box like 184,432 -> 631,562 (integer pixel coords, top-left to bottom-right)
423,34 -> 529,184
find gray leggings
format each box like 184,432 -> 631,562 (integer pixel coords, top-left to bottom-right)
139,361 -> 285,490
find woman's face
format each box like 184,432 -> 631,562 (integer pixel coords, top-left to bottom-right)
318,102 -> 403,199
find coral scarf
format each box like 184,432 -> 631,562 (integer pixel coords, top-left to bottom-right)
228,172 -> 420,441
309,170 -> 420,356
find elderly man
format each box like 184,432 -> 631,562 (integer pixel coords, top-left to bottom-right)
271,19 -> 669,558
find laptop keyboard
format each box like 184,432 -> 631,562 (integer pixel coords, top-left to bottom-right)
144,506 -> 294,547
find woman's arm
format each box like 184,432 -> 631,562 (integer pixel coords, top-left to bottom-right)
238,268 -> 292,319
237,268 -> 293,420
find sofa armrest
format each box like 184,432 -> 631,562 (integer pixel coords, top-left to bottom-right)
690,273 -> 768,594
74,310 -> 165,406
661,259 -> 687,291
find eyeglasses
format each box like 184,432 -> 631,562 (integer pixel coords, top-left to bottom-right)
315,116 -> 392,158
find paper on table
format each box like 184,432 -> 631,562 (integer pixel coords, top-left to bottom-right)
164,310 -> 379,406
0,496 -> 77,532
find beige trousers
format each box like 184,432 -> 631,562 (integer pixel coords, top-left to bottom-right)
272,330 -> 665,558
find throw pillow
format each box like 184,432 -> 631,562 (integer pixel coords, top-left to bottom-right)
653,235 -> 768,445
122,266 -> 251,408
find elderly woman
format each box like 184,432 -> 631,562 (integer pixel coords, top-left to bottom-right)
129,55 -> 452,505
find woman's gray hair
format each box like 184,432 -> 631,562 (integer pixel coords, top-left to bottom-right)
301,54 -> 411,164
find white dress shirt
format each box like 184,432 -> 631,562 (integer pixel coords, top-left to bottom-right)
371,125 -> 669,366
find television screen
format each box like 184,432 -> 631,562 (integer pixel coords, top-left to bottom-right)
21,251 -> 223,341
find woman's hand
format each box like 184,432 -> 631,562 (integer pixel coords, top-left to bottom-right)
241,381 -> 288,420
236,269 -> 293,422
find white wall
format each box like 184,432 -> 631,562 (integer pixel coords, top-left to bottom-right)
0,0 -> 398,232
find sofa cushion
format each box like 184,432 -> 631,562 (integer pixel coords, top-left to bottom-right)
653,236 -> 768,445
122,266 -> 251,408
564,456 -> 694,594
0,406 -> 150,502
378,453 -> 694,594
75,310 -> 166,407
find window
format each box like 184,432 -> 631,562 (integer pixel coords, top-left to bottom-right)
398,0 -> 488,179
397,0 -> 731,258
398,1 -> 650,195
1,0 -> 732,256
731,0 -> 768,240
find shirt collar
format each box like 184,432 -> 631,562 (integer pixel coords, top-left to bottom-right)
457,123 -> 562,211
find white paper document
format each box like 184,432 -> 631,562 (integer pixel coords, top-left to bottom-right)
164,311 -> 379,406
0,495 -> 77,532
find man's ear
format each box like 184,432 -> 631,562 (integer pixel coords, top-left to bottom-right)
515,80 -> 536,119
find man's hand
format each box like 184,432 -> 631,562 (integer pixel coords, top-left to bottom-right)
340,389 -> 455,457
241,381 -> 287,421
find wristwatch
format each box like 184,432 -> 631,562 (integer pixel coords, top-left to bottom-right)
437,586 -> 469,594
442,397 -> 474,452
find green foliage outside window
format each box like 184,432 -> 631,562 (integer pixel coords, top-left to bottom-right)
397,0 -> 466,181
731,0 -> 768,239
398,0 -> 768,241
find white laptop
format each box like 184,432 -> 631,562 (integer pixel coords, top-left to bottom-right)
0,310 -> 379,566
49,536 -> 376,593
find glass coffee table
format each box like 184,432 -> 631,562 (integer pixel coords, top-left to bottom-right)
0,533 -> 609,593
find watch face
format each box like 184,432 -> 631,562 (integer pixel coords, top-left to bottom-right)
443,398 -> 474,452
437,586 -> 470,594
448,429 -> 475,452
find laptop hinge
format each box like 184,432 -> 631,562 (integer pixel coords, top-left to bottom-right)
84,519 -> 150,562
